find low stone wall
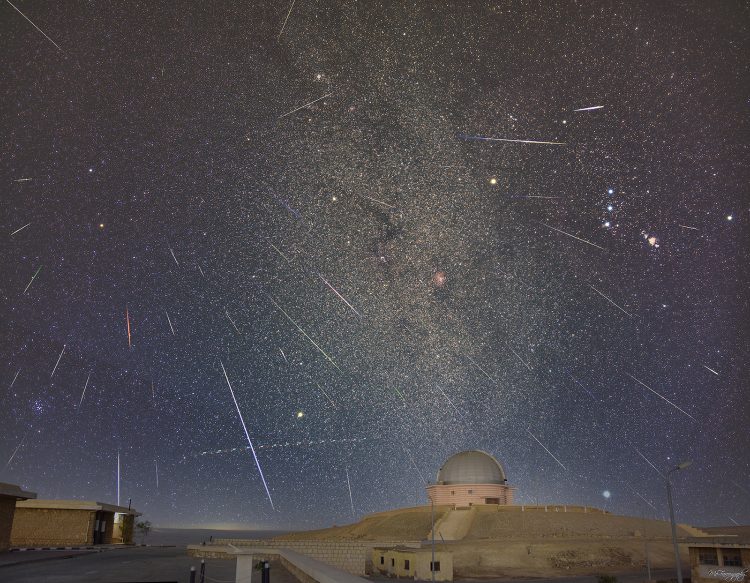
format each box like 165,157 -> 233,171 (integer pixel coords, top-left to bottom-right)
208,539 -> 421,575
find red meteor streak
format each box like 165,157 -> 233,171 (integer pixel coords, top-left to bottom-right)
126,306 -> 132,348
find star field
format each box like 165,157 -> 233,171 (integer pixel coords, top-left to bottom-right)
2,1 -> 748,530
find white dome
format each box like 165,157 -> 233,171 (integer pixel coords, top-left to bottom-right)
436,450 -> 507,485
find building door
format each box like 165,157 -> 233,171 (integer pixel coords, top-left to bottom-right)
486,497 -> 500,504
93,511 -> 107,544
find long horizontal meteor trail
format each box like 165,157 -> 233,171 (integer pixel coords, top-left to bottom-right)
540,222 -> 605,250
318,274 -> 361,318
360,195 -> 396,208
679,225 -> 699,230
219,361 -> 275,510
574,105 -> 605,112
23,265 -> 42,294
634,447 -> 665,478
79,372 -> 91,407
526,428 -> 567,470
165,311 -> 175,336
196,436 -> 370,457
14,178 -> 33,182
279,92 -> 334,118
10,222 -> 31,236
590,284 -> 633,317
51,345 -> 66,377
626,373 -> 696,421
269,297 -> 343,373
458,133 -> 565,145
703,365 -> 719,376
6,0 -> 64,52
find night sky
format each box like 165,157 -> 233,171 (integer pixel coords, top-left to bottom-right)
2,1 -> 748,530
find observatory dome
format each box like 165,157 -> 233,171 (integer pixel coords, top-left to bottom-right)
436,450 -> 507,485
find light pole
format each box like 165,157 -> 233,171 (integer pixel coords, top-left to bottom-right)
666,460 -> 692,583
431,496 -> 435,583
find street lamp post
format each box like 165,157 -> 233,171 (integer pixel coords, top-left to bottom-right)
431,496 -> 436,583
666,461 -> 692,583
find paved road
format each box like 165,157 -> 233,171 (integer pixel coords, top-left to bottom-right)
0,546 -> 295,583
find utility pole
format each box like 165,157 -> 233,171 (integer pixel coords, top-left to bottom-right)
431,497 -> 435,583
666,460 -> 692,583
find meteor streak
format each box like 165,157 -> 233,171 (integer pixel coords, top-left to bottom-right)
626,373 -> 696,421
679,225 -> 698,230
155,460 -> 159,489
360,195 -> 396,208
279,348 -> 289,364
703,365 -> 719,376
457,133 -> 565,145
219,361 -> 275,510
540,222 -> 605,250
8,369 -> 20,391
6,0 -> 64,52
197,264 -> 205,277
23,265 -> 42,294
169,247 -> 179,266
467,355 -> 494,382
196,436 -> 370,457
318,274 -> 361,318
10,222 -> 31,236
269,297 -> 343,373
590,284 -> 633,317
634,447 -> 665,478
165,311 -> 175,335
225,308 -> 241,334
4,440 -> 24,468
268,241 -> 291,264
51,344 -> 66,377
277,0 -> 295,40
526,428 -> 567,470
314,382 -> 337,407
345,467 -> 356,519
574,105 -> 604,111
279,92 -> 334,118
79,372 -> 91,407
14,178 -> 32,182
126,306 -> 132,348
509,347 -> 532,371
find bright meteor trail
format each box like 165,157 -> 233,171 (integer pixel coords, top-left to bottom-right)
526,428 -> 567,470
574,105 -> 605,111
457,133 -> 566,145
219,360 -> 275,510
540,222 -> 606,250
626,373 -> 697,421
22,265 -> 42,294
269,296 -> 343,373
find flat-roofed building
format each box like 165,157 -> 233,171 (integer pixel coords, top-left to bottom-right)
689,536 -> 750,583
0,483 -> 37,552
10,500 -> 140,548
373,546 -> 453,581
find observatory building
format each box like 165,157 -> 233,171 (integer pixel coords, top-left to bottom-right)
426,450 -> 515,507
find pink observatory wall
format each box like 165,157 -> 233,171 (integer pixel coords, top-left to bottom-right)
426,483 -> 515,507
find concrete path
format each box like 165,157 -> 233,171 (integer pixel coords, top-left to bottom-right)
430,507 -> 476,541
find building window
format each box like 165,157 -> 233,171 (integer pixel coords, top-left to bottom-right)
404,559 -> 410,570
468,489 -> 473,494
698,549 -> 719,565
722,550 -> 742,567
380,556 -> 384,565
451,490 -> 455,495
391,558 -> 395,567
431,561 -> 441,572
